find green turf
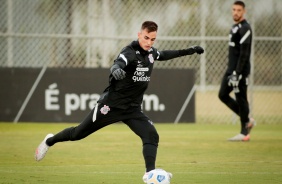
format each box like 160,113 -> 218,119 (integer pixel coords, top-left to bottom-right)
0,123 -> 281,183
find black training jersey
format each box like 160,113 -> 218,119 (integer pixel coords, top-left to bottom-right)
98,40 -> 161,109
227,19 -> 252,76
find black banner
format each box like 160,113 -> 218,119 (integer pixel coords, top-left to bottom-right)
0,68 -> 195,123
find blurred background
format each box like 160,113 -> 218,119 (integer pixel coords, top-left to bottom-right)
0,0 -> 281,124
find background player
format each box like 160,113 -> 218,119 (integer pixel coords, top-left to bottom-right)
218,1 -> 255,141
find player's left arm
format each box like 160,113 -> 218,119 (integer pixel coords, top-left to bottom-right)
236,25 -> 252,74
157,46 -> 204,61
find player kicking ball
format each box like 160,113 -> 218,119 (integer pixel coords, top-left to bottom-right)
35,21 -> 204,183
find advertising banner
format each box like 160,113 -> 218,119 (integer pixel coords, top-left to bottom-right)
0,68 -> 195,123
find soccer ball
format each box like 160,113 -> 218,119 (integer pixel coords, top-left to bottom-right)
146,169 -> 171,184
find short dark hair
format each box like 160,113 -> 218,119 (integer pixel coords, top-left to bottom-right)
234,1 -> 245,8
141,21 -> 158,33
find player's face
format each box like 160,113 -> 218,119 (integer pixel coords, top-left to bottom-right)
138,29 -> 157,51
232,4 -> 245,23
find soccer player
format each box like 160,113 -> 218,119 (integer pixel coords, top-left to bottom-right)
35,21 -> 204,183
218,1 -> 255,141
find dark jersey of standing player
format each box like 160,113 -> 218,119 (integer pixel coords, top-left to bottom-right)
227,19 -> 252,77
98,40 -> 197,109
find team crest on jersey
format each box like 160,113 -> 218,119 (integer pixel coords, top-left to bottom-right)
148,54 -> 154,63
100,105 -> 110,115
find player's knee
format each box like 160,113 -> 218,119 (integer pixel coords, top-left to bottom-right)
218,91 -> 227,102
151,130 -> 159,145
143,129 -> 159,146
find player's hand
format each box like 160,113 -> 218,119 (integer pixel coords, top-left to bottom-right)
191,46 -> 204,54
228,71 -> 242,88
112,68 -> 126,80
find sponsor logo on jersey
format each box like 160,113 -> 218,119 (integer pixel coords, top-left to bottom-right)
133,67 -> 150,82
132,75 -> 150,82
136,67 -> 149,72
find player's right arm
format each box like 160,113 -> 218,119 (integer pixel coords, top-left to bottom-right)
110,46 -> 135,80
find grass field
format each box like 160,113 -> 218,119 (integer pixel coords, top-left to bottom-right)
0,123 -> 282,184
